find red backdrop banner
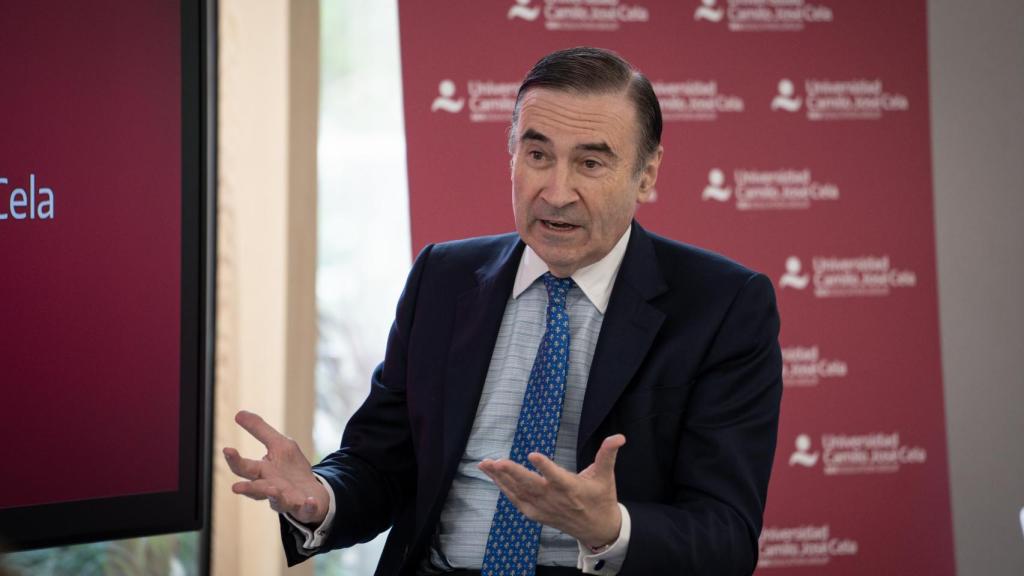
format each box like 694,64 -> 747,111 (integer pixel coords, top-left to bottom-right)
398,1 -> 954,573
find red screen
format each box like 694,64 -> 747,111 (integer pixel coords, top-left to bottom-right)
0,0 -> 181,508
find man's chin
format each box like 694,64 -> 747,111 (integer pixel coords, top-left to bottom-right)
528,245 -> 585,276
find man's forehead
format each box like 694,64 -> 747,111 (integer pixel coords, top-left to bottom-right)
515,88 -> 637,144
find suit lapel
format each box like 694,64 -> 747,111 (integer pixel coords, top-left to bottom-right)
577,223 -> 667,463
415,238 -> 523,566
441,238 -> 525,473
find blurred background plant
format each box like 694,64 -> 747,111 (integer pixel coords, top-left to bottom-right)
1,532 -> 197,576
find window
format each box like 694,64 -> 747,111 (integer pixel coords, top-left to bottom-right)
314,1 -> 409,574
2,533 -> 199,576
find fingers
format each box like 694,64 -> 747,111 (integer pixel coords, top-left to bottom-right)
235,410 -> 286,447
479,459 -> 546,498
479,446 -> 625,544
233,479 -> 321,519
527,452 -> 575,487
232,479 -> 278,501
479,460 -> 542,518
593,434 -> 626,476
223,447 -> 262,480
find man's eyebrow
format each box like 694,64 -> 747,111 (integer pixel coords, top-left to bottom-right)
577,141 -> 617,158
519,129 -> 618,159
521,128 -> 550,144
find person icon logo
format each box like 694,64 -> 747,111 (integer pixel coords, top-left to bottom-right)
771,79 -> 802,112
431,79 -> 465,113
702,168 -> 731,202
779,256 -> 810,290
694,0 -> 725,23
788,434 -> 820,467
507,0 -> 541,21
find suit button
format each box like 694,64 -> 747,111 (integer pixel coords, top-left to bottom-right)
595,559 -> 606,571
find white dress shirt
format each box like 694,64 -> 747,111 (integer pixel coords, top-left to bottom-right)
288,227 -> 634,575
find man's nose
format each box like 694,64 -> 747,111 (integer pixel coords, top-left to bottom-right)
540,162 -> 578,207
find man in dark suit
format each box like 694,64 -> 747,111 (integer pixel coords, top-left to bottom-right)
224,47 -> 782,576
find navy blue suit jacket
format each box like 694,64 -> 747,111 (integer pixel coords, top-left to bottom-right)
282,222 -> 783,575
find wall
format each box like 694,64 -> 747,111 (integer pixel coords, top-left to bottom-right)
213,0 -> 319,574
930,1 -> 1024,573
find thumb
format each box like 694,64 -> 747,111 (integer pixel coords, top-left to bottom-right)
593,434 -> 626,477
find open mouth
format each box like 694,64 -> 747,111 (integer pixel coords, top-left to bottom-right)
541,219 -> 579,231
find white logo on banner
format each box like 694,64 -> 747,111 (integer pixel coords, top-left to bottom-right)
508,0 -> 651,31
431,80 -> 465,113
431,79 -> 519,123
693,0 -> 725,22
779,256 -> 810,290
759,525 -> 859,568
789,433 -> 929,476
695,0 -> 835,32
771,79 -> 803,112
780,255 -> 918,298
820,256 -> 915,298
702,167 -> 840,210
782,345 -> 848,387
653,81 -> 744,121
822,432 -> 928,475
467,80 -> 519,122
772,78 -> 911,120
507,0 -> 542,21
788,434 -> 820,467
702,169 -> 731,202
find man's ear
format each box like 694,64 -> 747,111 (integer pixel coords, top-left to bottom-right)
637,145 -> 664,204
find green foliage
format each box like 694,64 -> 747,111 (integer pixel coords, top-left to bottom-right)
1,532 -> 198,576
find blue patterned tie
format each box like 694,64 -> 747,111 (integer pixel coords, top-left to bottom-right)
481,272 -> 574,576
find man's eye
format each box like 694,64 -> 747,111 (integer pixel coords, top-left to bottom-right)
583,159 -> 602,169
528,150 -> 545,161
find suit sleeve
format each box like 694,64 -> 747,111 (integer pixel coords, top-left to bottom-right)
280,244 -> 434,566
620,272 -> 783,576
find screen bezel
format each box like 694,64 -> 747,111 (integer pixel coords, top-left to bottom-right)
0,0 -> 213,550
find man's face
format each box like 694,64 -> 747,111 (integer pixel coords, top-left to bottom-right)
511,88 -> 662,277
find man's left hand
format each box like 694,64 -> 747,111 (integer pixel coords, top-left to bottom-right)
478,434 -> 626,549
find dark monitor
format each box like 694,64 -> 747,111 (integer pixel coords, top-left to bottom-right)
0,0 -> 213,549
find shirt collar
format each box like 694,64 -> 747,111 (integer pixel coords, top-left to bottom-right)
511,226 -> 631,314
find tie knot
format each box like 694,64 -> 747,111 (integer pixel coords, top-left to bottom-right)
542,272 -> 573,306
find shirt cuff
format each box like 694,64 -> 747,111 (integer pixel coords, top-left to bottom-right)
576,503 -> 630,575
281,473 -> 336,550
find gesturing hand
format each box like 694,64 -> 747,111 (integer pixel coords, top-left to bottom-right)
478,434 -> 626,549
223,410 -> 330,525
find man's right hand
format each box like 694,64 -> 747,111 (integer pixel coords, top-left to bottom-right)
223,410 -> 330,525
